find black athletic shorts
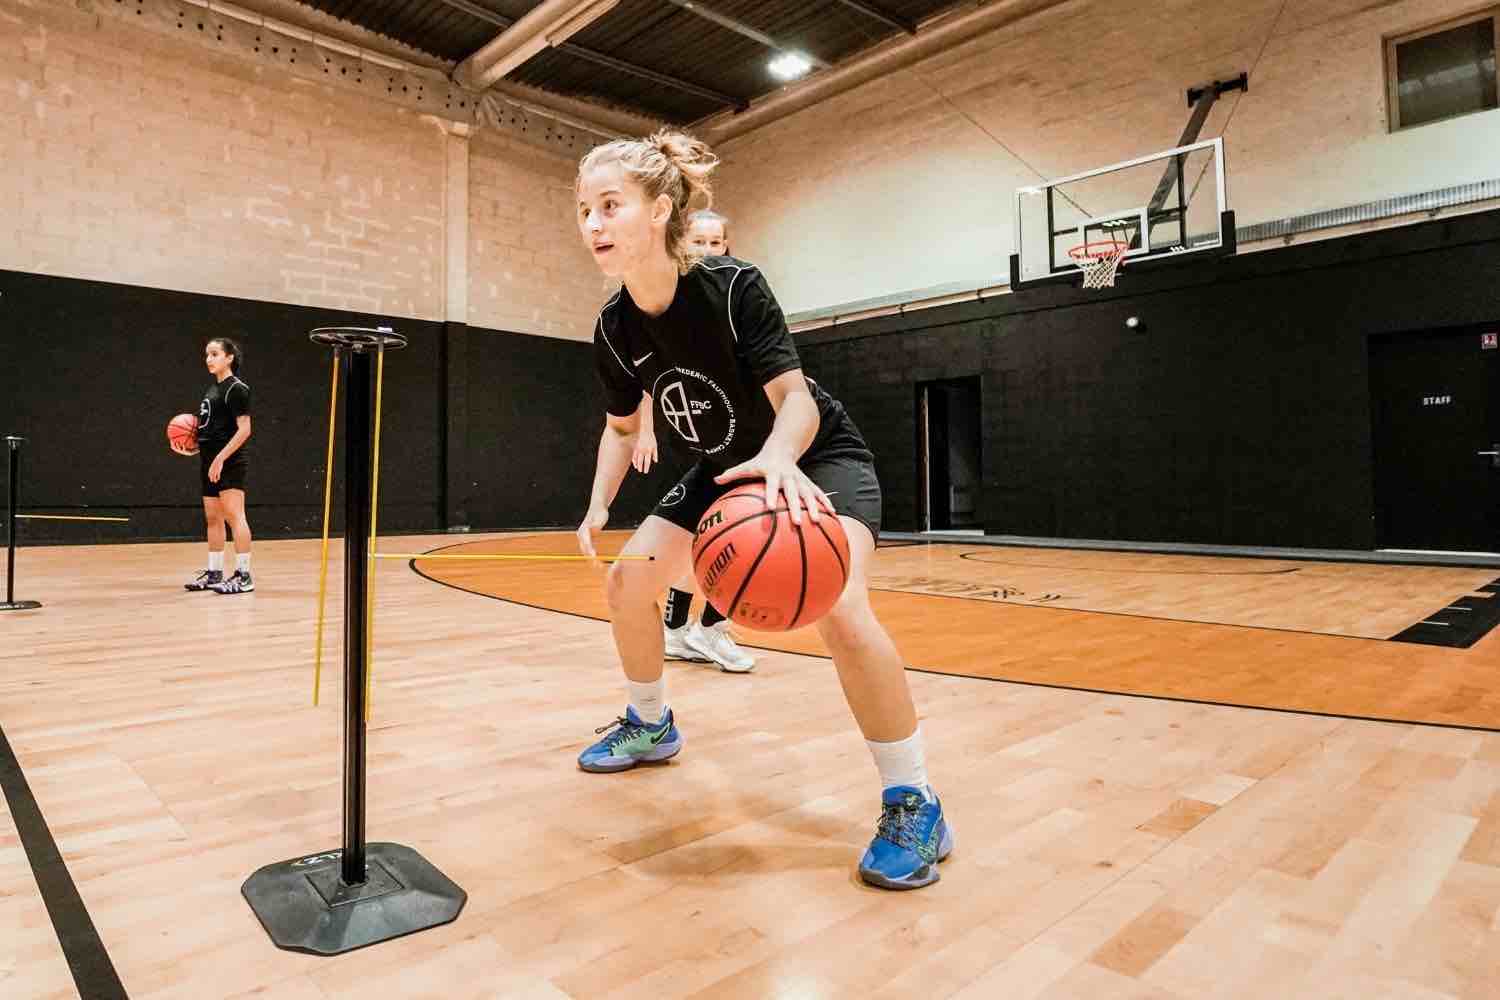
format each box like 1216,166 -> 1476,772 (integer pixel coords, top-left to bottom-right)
200,449 -> 248,497
651,415 -> 882,542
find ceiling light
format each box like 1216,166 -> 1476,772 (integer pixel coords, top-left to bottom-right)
768,51 -> 812,81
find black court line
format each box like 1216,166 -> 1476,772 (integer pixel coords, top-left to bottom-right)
879,531 -> 1500,570
958,550 -> 1305,576
1391,579 -> 1500,649
898,665 -> 1500,735
404,542 -> 1500,735
865,578 -> 1390,643
0,723 -> 128,1000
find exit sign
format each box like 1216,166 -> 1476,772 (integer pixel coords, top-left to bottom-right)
1485,332 -> 1499,349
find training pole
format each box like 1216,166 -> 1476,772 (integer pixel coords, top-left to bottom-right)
2,437 -> 41,612
241,328 -> 465,955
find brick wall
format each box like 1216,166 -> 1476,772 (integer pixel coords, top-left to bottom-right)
467,130 -> 614,341
1,0 -> 446,316
715,0 -> 1500,314
0,0 -> 607,338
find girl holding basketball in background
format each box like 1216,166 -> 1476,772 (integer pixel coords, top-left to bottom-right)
179,338 -> 255,594
632,208 -> 756,673
573,133 -> 954,890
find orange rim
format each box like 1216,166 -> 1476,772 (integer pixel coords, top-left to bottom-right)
1068,239 -> 1130,262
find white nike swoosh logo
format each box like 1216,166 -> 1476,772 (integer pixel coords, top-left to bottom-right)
633,352 -> 653,366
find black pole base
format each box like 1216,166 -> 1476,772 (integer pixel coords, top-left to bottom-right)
0,600 -> 42,611
241,842 -> 465,955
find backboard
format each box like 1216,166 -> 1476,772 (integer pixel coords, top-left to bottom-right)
1010,137 -> 1233,289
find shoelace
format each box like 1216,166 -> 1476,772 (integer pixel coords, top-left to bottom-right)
594,716 -> 647,749
874,794 -> 926,853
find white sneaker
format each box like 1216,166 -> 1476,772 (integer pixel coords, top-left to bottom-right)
664,624 -> 709,662
684,620 -> 756,673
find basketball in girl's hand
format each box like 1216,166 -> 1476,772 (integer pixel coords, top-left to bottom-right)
167,413 -> 198,453
691,480 -> 850,632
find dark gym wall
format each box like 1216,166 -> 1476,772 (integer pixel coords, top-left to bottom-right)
8,209 -> 1499,550
795,209 -> 1500,550
0,267 -> 655,544
461,328 -> 679,534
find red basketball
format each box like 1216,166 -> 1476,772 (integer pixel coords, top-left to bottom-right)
167,413 -> 198,452
691,480 -> 850,632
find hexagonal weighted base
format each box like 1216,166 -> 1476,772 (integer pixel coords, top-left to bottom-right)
242,842 -> 465,955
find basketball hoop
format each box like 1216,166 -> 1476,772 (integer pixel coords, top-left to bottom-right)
1068,239 -> 1129,289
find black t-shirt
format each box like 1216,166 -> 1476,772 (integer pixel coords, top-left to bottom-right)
198,375 -> 251,451
593,258 -> 858,470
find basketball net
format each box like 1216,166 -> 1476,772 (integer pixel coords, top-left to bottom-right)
1069,239 -> 1130,289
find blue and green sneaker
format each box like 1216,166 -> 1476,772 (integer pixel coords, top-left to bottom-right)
577,706 -> 683,773
858,785 -> 954,890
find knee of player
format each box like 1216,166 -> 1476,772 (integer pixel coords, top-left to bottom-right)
604,560 -> 647,613
817,585 -> 869,641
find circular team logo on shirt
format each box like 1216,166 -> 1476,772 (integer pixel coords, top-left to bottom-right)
652,368 -> 736,456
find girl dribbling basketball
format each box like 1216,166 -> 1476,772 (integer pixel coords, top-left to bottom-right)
572,132 -> 953,890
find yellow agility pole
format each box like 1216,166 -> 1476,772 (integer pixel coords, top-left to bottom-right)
15,514 -> 130,523
313,352 -> 340,707
365,344 -> 386,714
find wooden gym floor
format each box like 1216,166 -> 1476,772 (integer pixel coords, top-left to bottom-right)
420,532 -> 1500,730
3,532 -> 1500,999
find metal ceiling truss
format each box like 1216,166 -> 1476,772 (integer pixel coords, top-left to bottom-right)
832,0 -> 917,35
658,0 -> 831,68
443,0 -> 742,110
95,0 -> 633,159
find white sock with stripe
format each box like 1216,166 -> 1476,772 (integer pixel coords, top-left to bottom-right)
628,679 -> 666,725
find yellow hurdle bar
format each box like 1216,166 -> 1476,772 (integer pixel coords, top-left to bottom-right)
371,553 -> 654,562
15,514 -> 130,523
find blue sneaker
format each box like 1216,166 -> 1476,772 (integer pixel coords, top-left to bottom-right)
577,706 -> 683,773
858,785 -> 954,890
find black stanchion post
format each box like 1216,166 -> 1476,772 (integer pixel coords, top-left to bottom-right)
5,437 -> 15,602
2,436 -> 42,612
341,346 -> 371,886
241,328 -> 465,955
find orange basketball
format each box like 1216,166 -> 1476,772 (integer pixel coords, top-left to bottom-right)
691,480 -> 850,632
167,413 -> 198,452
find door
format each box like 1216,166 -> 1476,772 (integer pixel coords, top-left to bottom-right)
917,377 -> 982,531
1371,328 -> 1500,551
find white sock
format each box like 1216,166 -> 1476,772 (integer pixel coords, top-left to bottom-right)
628,679 -> 666,725
236,553 -> 251,574
207,551 -> 224,572
866,726 -> 933,799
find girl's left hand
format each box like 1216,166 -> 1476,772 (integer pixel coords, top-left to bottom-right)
714,450 -> 833,525
631,429 -> 658,474
208,457 -> 224,483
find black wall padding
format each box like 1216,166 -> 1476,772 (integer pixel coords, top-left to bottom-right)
458,327 -> 677,533
0,268 -> 663,544
795,210 -> 1500,548
0,269 -> 436,542
5,208 -> 1499,549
